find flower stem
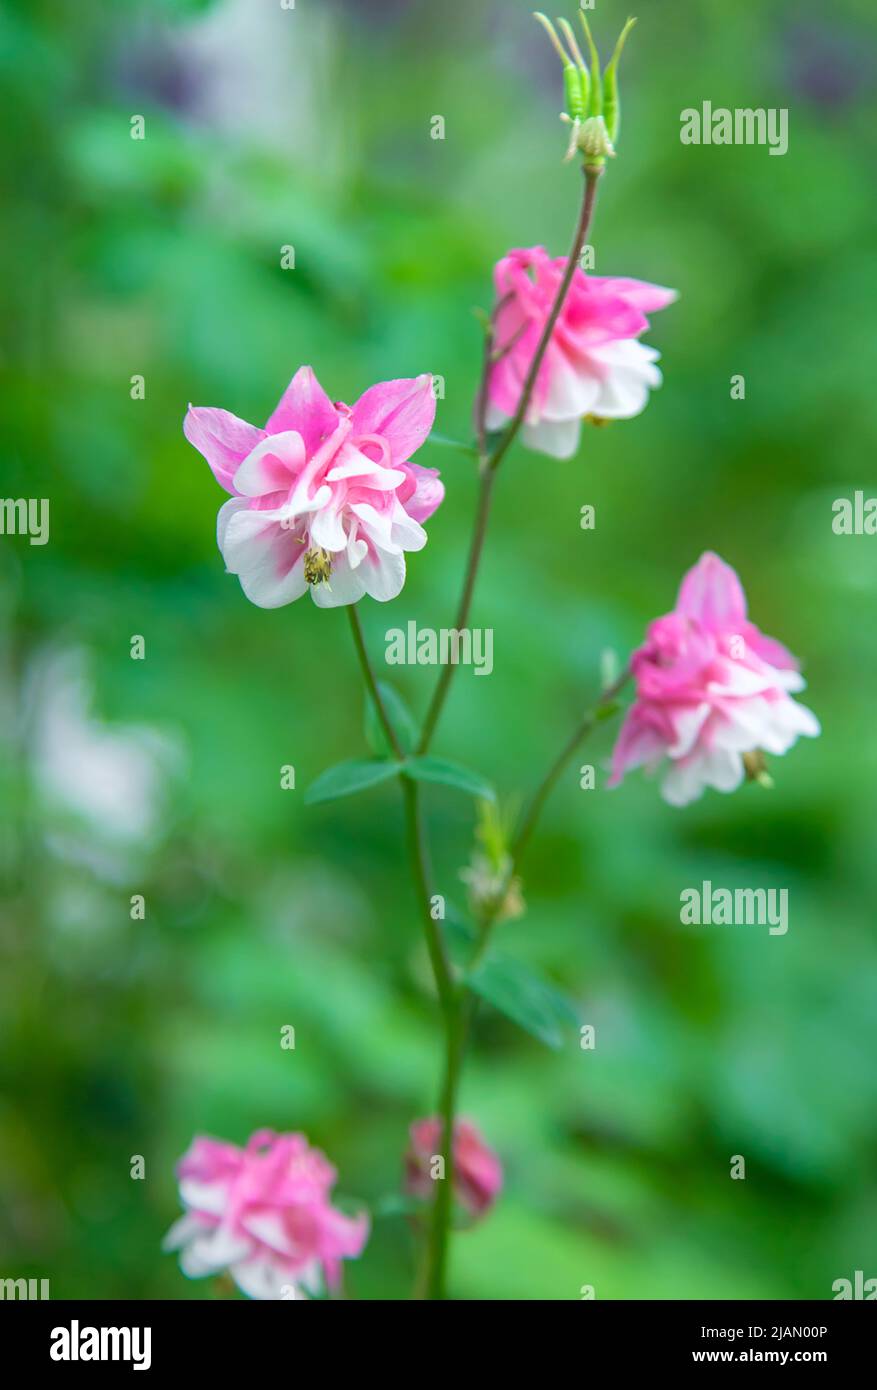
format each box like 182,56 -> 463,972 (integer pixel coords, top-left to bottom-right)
417,166 -> 602,753
489,166 -> 601,474
422,993 -> 469,1299
347,605 -> 460,1297
511,667 -> 629,866
347,603 -> 404,760
469,668 -> 630,974
401,774 -> 460,1301
416,463 -> 496,753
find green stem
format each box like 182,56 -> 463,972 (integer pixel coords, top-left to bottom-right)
416,463 -> 495,753
470,668 -> 630,974
422,995 -> 469,1299
401,778 -> 455,1020
417,166 -> 602,754
488,166 -> 601,475
347,606 -> 458,1297
347,603 -> 404,760
401,775 -> 460,1301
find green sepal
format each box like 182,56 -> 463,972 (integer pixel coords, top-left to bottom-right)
578,12 -> 603,116
602,17 -> 636,144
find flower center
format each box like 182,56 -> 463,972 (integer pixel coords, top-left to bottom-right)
303,546 -> 333,586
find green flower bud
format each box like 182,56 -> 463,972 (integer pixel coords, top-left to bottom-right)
534,10 -> 638,167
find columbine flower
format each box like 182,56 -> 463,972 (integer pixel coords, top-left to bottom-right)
163,1129 -> 369,1299
404,1118 -> 503,1221
185,367 -> 443,607
609,552 -> 821,807
484,248 -> 676,458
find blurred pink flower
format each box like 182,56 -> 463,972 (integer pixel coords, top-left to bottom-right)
185,367 -> 443,607
609,552 -> 820,807
485,246 -> 676,458
405,1117 -> 503,1220
163,1129 -> 369,1299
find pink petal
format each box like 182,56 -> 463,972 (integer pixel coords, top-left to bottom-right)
233,431 -> 307,497
676,552 -> 748,632
265,366 -> 340,455
740,623 -> 800,672
396,462 -> 445,523
350,374 -> 436,464
184,407 -> 265,495
588,276 -> 678,314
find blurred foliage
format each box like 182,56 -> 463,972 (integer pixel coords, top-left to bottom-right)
1,0 -> 876,1300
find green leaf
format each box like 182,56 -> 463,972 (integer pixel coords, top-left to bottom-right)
426,432 -> 478,458
305,758 -> 402,806
441,911 -> 478,968
364,682 -> 418,757
372,1193 -> 426,1220
465,953 -> 579,1049
404,756 -> 495,801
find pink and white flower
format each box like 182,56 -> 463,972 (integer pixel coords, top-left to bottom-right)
163,1129 -> 369,1299
404,1117 -> 503,1220
485,246 -> 676,459
609,552 -> 820,807
185,367 -> 443,607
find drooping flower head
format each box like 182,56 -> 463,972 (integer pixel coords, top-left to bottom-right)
609,552 -> 820,807
163,1129 -> 369,1299
404,1117 -> 503,1221
485,247 -> 676,458
185,368 -> 443,607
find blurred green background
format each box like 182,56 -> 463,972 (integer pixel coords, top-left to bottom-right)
2,0 -> 876,1300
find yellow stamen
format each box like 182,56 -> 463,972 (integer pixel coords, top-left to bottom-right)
303,546 -> 333,586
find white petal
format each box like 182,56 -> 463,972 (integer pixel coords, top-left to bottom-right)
541,353 -> 601,421
309,553 -> 368,608
389,502 -> 427,553
361,546 -> 406,602
667,703 -> 710,759
217,497 -> 249,551
239,554 -> 308,609
327,446 -> 405,489
484,402 -> 510,432
221,509 -> 284,576
179,1225 -> 252,1277
230,1257 -> 289,1301
350,501 -> 400,553
178,1178 -> 229,1216
588,340 -> 662,419
661,757 -> 708,807
661,745 -> 743,806
309,504 -> 347,552
233,432 -> 306,497
521,416 -> 582,459
701,746 -> 745,793
162,1213 -> 209,1252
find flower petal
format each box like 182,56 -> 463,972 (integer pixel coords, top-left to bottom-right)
265,366 -> 340,454
184,406 -> 265,494
676,552 -> 748,632
233,431 -> 307,497
350,374 -> 436,463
